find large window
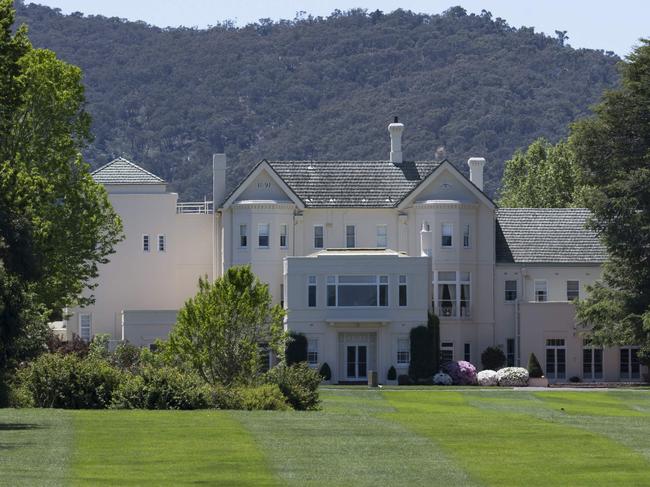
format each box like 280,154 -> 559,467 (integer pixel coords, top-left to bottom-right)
434,271 -> 470,318
308,276 -> 317,307
397,338 -> 410,365
441,223 -> 453,247
280,224 -> 288,248
346,225 -> 356,248
620,347 -> 640,379
307,338 -> 319,366
545,338 -> 566,380
314,225 -> 324,249
535,280 -> 548,302
258,223 -> 270,248
327,275 -> 388,307
567,280 -> 580,301
505,280 -> 517,302
376,225 -> 387,248
79,314 -> 92,342
583,343 -> 603,380
399,275 -> 407,307
239,224 -> 248,248
440,342 -> 454,364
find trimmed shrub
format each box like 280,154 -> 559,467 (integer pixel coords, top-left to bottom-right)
112,342 -> 142,371
443,361 -> 478,385
318,362 -> 332,381
433,372 -> 453,385
408,324 -> 436,381
477,369 -> 498,386
387,366 -> 397,381
428,313 -> 441,374
569,376 -> 582,383
236,384 -> 290,411
496,367 -> 529,386
528,353 -> 544,378
264,363 -> 321,410
481,346 -> 506,371
397,374 -> 413,385
285,332 -> 308,365
111,366 -> 211,410
19,353 -> 123,408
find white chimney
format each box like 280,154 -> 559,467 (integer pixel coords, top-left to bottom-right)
420,221 -> 432,257
388,116 -> 404,164
467,157 -> 486,191
213,153 -> 227,207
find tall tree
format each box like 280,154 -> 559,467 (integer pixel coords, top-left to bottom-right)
498,137 -> 585,208
572,39 -> 650,363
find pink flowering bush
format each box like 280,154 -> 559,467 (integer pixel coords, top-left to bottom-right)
443,361 -> 478,385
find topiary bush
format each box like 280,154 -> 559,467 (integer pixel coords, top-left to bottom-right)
408,324 -> 436,381
387,366 -> 397,381
285,332 -> 308,365
443,361 -> 478,385
477,369 -> 498,386
319,362 -> 332,381
481,346 -> 506,371
527,353 -> 544,378
496,367 -> 529,387
264,362 -> 321,410
433,372 -> 453,385
397,374 -> 413,385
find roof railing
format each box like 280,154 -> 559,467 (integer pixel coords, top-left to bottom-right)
176,200 -> 213,214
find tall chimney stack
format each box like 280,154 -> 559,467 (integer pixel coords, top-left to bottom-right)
388,116 -> 404,164
213,153 -> 227,207
467,157 -> 486,191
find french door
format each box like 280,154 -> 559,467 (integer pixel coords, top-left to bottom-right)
346,345 -> 368,379
545,339 -> 566,380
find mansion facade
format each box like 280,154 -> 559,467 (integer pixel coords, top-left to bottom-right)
65,120 -> 646,383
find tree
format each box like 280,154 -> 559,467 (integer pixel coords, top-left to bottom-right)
408,313 -> 440,381
498,138 -> 585,208
168,266 -> 286,387
481,346 -> 505,370
572,39 -> 650,363
285,332 -> 308,365
0,0 -> 122,379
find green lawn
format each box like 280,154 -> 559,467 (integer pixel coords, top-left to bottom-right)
2,389 -> 650,486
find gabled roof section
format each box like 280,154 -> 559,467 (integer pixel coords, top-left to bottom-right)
496,208 -> 607,264
265,160 -> 441,208
92,157 -> 165,185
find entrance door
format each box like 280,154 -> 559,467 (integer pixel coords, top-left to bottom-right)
346,345 -> 368,379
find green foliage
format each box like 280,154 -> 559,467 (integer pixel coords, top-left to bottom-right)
111,342 -> 141,371
88,333 -> 111,360
46,333 -> 90,356
234,384 -> 290,411
572,40 -> 650,363
264,362 -> 321,411
387,366 -> 397,381
319,362 -> 332,381
18,353 -> 123,408
427,313 -> 441,374
168,266 -> 286,387
286,332 -> 308,365
408,323 -> 437,381
498,138 -> 586,207
481,346 -> 506,370
13,4 -> 619,200
527,353 -> 544,378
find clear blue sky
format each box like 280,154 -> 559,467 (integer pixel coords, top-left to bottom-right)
30,0 -> 648,57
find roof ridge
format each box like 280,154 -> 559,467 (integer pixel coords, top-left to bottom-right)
92,157 -> 165,185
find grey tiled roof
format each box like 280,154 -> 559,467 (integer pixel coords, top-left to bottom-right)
496,208 -> 607,264
266,160 -> 442,208
92,157 -> 165,185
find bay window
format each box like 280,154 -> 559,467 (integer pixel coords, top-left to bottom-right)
434,271 -> 471,318
441,223 -> 453,247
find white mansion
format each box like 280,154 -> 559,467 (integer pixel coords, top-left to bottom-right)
65,120 -> 646,383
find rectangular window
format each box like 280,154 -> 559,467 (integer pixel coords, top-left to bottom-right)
506,338 -> 515,366
620,347 -> 640,379
460,273 -> 470,318
437,271 -> 457,317
399,275 -> 407,307
397,338 -> 410,365
142,234 -> 150,252
326,275 -> 388,307
379,275 -> 388,306
535,280 -> 548,302
583,344 -> 603,380
314,225 -> 324,249
464,343 -> 471,362
441,223 -> 453,247
463,224 -> 470,248
327,276 -> 336,306
258,223 -> 270,248
79,314 -> 92,342
346,225 -> 356,248
157,234 -> 166,252
308,276 -> 317,307
239,224 -> 248,248
376,225 -> 388,248
280,283 -> 284,308
440,342 -> 454,364
545,338 -> 566,379
307,338 -> 319,366
505,280 -> 517,301
567,280 -> 580,301
280,224 -> 288,248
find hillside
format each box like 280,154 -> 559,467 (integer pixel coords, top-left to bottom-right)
16,3 -> 620,199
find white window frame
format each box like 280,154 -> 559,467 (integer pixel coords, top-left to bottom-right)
79,313 -> 92,342
397,337 -> 410,365
257,223 -> 270,248
157,234 -> 166,252
280,224 -> 288,248
433,271 -> 471,319
398,275 -> 407,307
441,223 -> 453,248
313,225 -> 324,249
534,280 -> 548,302
239,224 -> 248,248
326,275 -> 388,307
545,338 -> 566,380
463,224 -> 470,248
440,342 -> 454,364
307,338 -> 319,366
567,280 -> 580,301
142,234 -> 150,252
505,280 -> 517,302
376,224 -> 388,248
345,224 -> 356,248
307,275 -> 317,307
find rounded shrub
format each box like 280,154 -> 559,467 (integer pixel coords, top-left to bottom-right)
433,372 -> 453,385
481,346 -> 506,371
477,370 -> 498,386
264,362 -> 321,410
443,361 -> 478,385
496,367 -> 529,387
235,384 -> 290,411
527,353 -> 544,378
387,366 -> 397,381
319,362 -> 332,381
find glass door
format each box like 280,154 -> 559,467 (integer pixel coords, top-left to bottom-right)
346,345 -> 368,379
545,339 -> 566,380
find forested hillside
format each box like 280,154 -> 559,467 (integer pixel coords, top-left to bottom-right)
16,3 -> 620,199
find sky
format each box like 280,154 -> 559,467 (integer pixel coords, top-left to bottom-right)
30,0 -> 648,57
